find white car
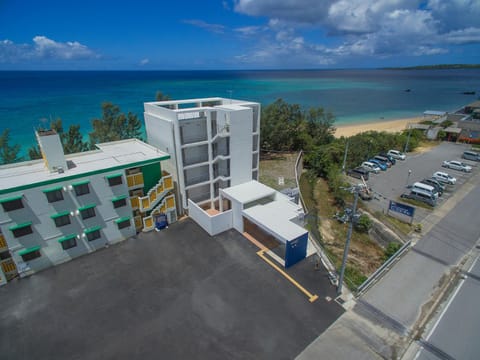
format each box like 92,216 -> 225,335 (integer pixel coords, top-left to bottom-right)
442,160 -> 472,172
432,171 -> 456,185
361,161 -> 381,174
387,149 -> 406,160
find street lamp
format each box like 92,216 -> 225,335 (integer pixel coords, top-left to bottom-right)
406,169 -> 412,187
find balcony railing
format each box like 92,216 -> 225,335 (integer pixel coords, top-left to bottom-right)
137,175 -> 174,213
126,173 -> 144,189
142,195 -> 176,232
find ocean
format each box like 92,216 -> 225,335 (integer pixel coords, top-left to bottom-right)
1,69 -> 479,154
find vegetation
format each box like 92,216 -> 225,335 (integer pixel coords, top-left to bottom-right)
384,242 -> 402,260
355,214 -> 373,233
89,102 -> 143,148
0,129 -> 22,164
155,91 -> 171,101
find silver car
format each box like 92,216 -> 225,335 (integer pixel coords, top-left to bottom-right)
442,160 -> 472,172
433,171 -> 456,185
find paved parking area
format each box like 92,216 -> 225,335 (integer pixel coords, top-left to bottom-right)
362,142 -> 475,222
0,218 -> 343,360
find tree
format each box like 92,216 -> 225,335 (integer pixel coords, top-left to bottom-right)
28,145 -> 42,160
354,214 -> 372,233
89,102 -> 143,148
155,91 -> 171,101
0,129 -> 22,164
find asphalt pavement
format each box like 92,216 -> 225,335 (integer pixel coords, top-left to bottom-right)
0,218 -> 344,360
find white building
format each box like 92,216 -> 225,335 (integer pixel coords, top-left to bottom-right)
144,97 -> 260,212
0,130 -> 176,284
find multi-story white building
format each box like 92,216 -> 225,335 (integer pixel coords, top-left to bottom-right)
144,97 -> 260,212
0,130 -> 176,284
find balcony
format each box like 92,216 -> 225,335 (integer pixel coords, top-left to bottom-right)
182,144 -> 208,166
142,195 -> 176,232
184,165 -> 209,187
179,117 -> 208,145
126,172 -> 144,189
137,174 -> 174,213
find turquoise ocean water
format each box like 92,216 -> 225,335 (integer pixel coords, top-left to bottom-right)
1,69 -> 479,154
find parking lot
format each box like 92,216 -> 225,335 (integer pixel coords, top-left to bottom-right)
357,142 -> 476,222
0,218 -> 344,360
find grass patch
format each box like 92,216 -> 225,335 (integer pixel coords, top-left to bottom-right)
374,211 -> 412,236
397,196 -> 434,210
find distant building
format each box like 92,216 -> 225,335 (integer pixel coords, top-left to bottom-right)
0,130 -> 175,284
144,97 -> 261,212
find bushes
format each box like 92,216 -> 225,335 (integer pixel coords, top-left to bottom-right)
384,242 -> 402,260
355,214 -> 372,233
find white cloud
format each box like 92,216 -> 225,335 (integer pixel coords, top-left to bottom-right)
233,0 -> 480,66
139,58 -> 150,66
182,19 -> 225,34
0,36 -> 98,63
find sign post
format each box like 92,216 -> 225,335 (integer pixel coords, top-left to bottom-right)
388,200 -> 416,224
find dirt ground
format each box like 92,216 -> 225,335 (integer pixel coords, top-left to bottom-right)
259,152 -> 299,190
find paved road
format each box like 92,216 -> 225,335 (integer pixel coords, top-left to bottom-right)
416,255 -> 480,360
0,218 -> 343,360
362,171 -> 480,330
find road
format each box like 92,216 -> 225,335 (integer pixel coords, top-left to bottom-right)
416,255 -> 480,360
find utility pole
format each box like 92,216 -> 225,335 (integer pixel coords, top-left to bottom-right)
337,186 -> 360,296
342,139 -> 349,173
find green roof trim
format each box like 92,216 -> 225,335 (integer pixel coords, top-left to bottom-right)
106,173 -> 123,179
58,234 -> 76,243
0,194 -> 23,203
0,155 -> 170,196
18,246 -> 40,256
114,216 -> 130,224
50,211 -> 70,219
111,194 -> 128,202
9,222 -> 32,231
78,203 -> 96,212
84,226 -> 102,234
42,186 -> 63,193
72,180 -> 90,187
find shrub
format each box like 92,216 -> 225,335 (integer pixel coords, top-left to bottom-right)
355,214 -> 372,233
384,242 -> 402,260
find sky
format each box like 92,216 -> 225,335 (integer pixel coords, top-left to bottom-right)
1,0 -> 480,70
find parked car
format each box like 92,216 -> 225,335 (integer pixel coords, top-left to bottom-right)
442,160 -> 472,172
379,152 -> 397,165
368,159 -> 387,171
361,161 -> 380,174
401,191 -> 436,207
373,155 -> 393,167
387,149 -> 406,160
462,150 -> 480,161
411,182 -> 439,199
347,167 -> 370,180
432,171 -> 456,185
420,178 -> 445,196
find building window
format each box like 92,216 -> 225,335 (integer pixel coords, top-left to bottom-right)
9,222 -> 33,238
107,174 -> 123,186
115,217 -> 131,229
112,195 -> 128,209
44,187 -> 64,203
84,226 -> 102,242
51,212 -> 71,227
79,204 -> 96,220
73,181 -> 90,196
0,251 -> 11,260
0,196 -> 24,212
19,246 -> 41,261
58,234 -> 77,250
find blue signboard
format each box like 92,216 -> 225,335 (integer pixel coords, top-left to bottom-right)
389,200 -> 415,218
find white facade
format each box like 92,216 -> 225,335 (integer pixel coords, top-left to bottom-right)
144,97 -> 260,211
0,134 -> 173,282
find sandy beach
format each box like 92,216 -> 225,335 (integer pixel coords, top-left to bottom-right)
334,117 -> 424,138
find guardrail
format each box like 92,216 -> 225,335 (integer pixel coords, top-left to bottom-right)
356,239 -> 412,296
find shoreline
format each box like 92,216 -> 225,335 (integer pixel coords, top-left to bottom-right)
334,116 -> 424,138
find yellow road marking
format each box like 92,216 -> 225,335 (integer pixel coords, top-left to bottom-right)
257,250 -> 319,303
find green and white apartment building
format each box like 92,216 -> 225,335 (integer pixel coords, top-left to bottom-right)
0,130 -> 176,284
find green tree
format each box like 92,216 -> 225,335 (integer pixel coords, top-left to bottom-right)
0,129 -> 22,164
355,214 -> 372,233
384,242 -> 402,260
62,124 -> 88,154
89,102 -> 143,148
155,91 -> 171,101
28,146 -> 42,160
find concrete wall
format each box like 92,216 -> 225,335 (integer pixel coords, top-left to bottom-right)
228,107 -> 253,186
0,170 -> 135,276
187,200 -> 232,235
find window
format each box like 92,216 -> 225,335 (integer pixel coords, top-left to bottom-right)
107,174 -> 123,186
84,226 -> 102,241
112,195 -> 128,209
79,204 -> 96,220
51,212 -> 71,227
19,246 -> 41,261
72,181 -> 90,196
0,196 -> 24,212
115,217 -> 131,229
44,187 -> 64,203
58,234 -> 77,250
0,251 -> 11,260
10,222 -> 33,238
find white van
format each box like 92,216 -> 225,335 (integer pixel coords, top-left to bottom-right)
387,149 -> 406,160
411,182 -> 438,199
462,150 -> 480,161
361,161 -> 380,174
